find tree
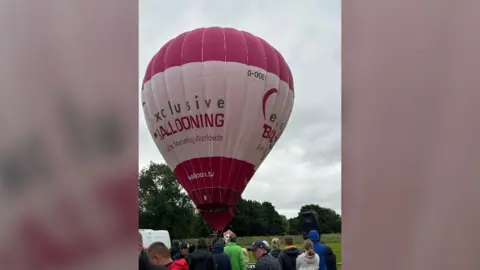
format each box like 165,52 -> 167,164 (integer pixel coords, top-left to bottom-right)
138,162 -> 341,239
287,217 -> 300,235
228,199 -> 251,236
138,162 -> 198,239
261,202 -> 285,235
279,215 -> 288,234
242,199 -> 267,236
227,199 -> 286,236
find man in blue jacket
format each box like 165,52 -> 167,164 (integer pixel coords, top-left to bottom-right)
308,230 -> 328,270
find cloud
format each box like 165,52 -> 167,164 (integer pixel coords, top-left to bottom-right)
139,0 -> 341,217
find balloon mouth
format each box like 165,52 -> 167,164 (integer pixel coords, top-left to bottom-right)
198,205 -> 232,214
198,205 -> 235,231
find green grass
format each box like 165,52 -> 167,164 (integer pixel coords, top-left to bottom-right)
188,234 -> 342,269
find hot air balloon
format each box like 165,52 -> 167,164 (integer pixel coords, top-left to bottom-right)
141,27 -> 294,231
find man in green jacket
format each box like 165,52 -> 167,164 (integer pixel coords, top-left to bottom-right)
224,233 -> 246,270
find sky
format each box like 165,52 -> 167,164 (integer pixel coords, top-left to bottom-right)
139,0 -> 341,218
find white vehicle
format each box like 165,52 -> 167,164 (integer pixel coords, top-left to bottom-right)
139,229 -> 171,249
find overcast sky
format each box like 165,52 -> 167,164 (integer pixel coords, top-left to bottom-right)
139,0 -> 341,218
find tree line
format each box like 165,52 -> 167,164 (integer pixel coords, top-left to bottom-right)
139,162 -> 341,240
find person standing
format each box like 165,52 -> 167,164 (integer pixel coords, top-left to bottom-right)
224,233 -> 246,270
277,236 -> 300,270
296,240 -> 319,270
212,242 -> 232,270
307,230 -> 328,270
174,242 -> 190,262
269,238 -> 281,258
147,242 -> 188,270
323,245 -> 338,270
171,240 -> 181,260
188,242 -> 196,255
247,241 -> 281,270
262,240 -> 271,254
188,239 -> 215,270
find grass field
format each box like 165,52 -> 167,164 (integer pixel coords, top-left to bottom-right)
188,234 -> 342,269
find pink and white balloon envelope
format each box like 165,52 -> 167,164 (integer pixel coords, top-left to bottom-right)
141,27 -> 294,231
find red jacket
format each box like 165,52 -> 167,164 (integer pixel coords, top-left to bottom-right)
168,258 -> 188,270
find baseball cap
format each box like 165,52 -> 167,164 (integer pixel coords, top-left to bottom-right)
247,241 -> 268,251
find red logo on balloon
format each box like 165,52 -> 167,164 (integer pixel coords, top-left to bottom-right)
261,88 -> 279,142
262,88 -> 278,120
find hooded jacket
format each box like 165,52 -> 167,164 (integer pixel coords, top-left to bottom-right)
213,242 -> 232,270
277,246 -> 300,270
224,242 -> 246,270
308,230 -> 328,270
296,251 -> 320,270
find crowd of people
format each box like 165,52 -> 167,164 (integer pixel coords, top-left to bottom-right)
139,229 -> 338,270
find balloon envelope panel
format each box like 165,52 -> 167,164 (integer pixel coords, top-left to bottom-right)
142,27 -> 294,230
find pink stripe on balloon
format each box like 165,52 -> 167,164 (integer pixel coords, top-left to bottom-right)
142,27 -> 294,92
